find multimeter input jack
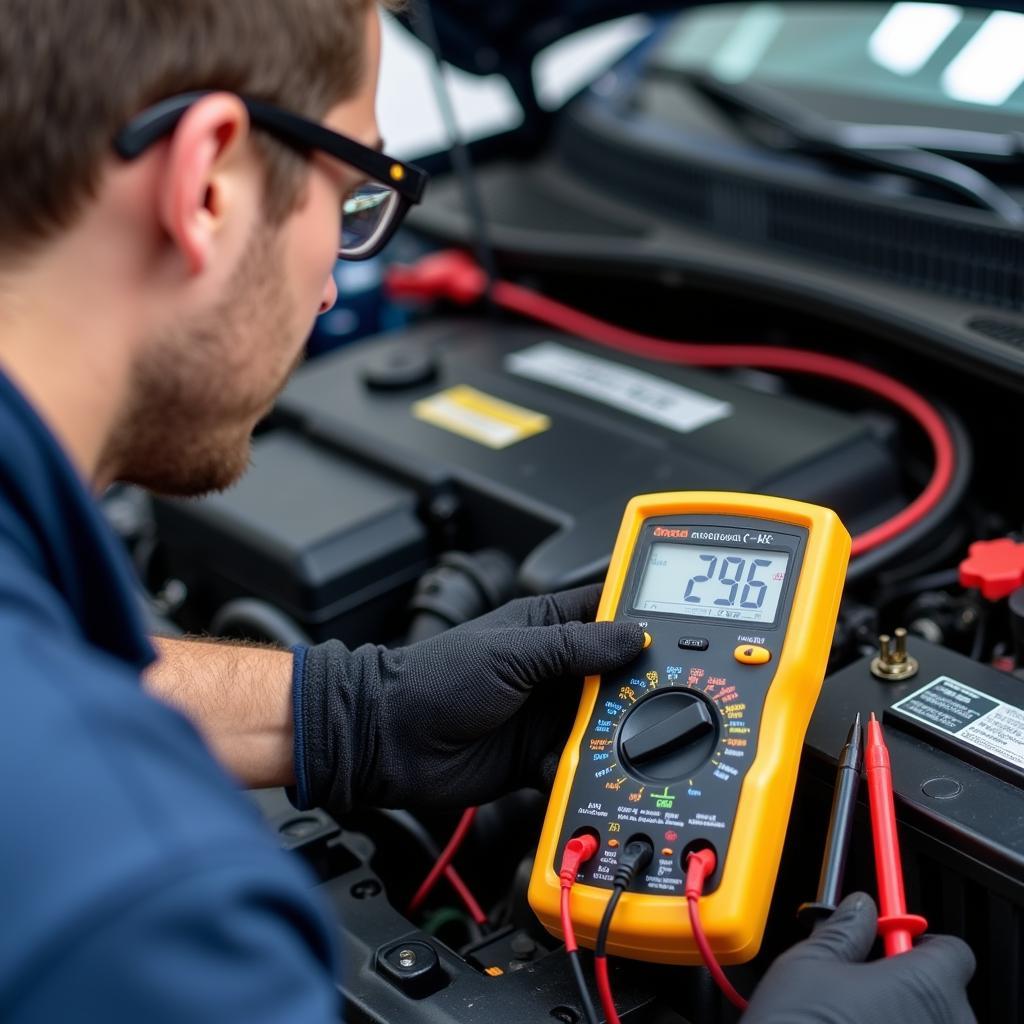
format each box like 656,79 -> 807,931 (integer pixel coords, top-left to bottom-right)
615,835 -> 655,887
570,825 -> 601,846
681,838 -> 717,876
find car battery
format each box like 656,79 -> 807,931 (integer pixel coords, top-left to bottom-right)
798,638 -> 1024,1022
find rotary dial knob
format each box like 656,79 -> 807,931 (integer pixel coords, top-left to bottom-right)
618,689 -> 719,782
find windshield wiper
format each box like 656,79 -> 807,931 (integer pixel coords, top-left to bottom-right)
674,70 -> 1024,227
830,122 -> 1024,161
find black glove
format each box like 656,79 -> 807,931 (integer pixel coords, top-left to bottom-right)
744,894 -> 976,1024
295,584 -> 644,814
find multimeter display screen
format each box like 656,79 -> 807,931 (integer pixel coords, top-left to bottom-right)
634,543 -> 791,623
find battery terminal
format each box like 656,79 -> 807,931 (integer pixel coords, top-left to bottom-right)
870,627 -> 919,681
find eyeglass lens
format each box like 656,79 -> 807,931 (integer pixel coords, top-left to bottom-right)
340,182 -> 399,257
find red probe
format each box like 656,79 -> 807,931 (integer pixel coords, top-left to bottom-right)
865,714 -> 928,956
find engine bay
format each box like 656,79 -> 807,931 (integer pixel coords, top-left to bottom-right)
106,6 -> 1024,1020
110,271 -> 1023,1021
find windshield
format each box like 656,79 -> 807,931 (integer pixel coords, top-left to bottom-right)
651,3 -> 1024,124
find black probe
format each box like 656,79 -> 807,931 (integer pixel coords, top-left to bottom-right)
798,714 -> 864,928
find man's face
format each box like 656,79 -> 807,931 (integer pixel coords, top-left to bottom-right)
112,11 -> 382,496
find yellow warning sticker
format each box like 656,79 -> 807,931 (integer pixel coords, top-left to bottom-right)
412,385 -> 550,450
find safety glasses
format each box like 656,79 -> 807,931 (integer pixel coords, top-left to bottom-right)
114,91 -> 429,261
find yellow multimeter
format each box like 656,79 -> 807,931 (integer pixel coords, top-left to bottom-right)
528,492 -> 850,965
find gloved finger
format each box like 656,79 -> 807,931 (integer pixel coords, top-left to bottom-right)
486,619 -> 645,691
451,584 -> 604,634
875,934 -> 977,989
790,893 -> 878,963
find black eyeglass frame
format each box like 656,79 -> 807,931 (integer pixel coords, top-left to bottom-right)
113,91 -> 429,260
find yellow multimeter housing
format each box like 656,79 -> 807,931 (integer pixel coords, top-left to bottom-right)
528,492 -> 850,965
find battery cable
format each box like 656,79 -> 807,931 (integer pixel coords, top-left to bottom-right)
386,250 -> 958,562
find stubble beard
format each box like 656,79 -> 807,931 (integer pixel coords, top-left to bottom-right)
104,225 -> 301,497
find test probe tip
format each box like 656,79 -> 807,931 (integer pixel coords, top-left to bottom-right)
845,714 -> 863,750
799,711 -> 865,929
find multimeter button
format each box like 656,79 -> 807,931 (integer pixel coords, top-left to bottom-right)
734,644 -> 772,665
678,636 -> 709,651
642,631 -> 653,649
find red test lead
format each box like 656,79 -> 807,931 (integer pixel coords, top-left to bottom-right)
684,849 -> 748,1012
865,714 -> 928,956
558,835 -> 601,1024
559,833 -> 600,952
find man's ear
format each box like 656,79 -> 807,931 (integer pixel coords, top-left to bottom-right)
157,93 -> 251,276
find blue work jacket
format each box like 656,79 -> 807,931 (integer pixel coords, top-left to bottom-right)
0,370 -> 338,1021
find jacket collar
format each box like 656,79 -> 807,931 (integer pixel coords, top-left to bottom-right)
0,369 -> 154,671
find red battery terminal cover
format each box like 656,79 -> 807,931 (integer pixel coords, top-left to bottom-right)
959,537 -> 1024,600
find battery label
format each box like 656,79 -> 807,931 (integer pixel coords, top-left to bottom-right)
891,676 -> 1024,771
412,385 -> 550,449
506,342 -> 732,434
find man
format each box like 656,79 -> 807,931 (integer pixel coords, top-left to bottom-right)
0,1 -> 976,1021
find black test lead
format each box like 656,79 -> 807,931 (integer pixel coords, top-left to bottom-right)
798,713 -> 863,928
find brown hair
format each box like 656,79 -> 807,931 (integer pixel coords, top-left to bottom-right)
0,0 -> 377,260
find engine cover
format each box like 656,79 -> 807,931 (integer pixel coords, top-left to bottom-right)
154,318 -> 903,642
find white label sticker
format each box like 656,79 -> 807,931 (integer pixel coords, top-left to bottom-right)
505,341 -> 732,434
891,675 -> 1024,771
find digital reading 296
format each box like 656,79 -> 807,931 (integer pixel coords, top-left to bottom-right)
634,541 -> 791,624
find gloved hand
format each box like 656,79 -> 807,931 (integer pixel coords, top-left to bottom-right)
744,894 -> 976,1023
294,583 -> 644,814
